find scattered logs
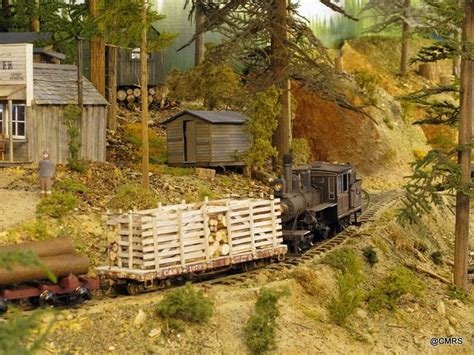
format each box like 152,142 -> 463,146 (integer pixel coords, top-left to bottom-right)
116,85 -> 169,108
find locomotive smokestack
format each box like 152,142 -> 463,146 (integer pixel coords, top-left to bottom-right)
283,154 -> 293,193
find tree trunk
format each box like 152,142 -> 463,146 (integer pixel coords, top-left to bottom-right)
400,0 -> 411,77
419,63 -> 437,81
107,46 -> 118,131
453,0 -> 462,77
77,38 -> 84,108
335,47 -> 343,73
454,0 -> 474,291
271,0 -> 292,160
89,0 -> 106,96
195,0 -> 205,66
141,0 -> 149,189
32,0 -> 39,32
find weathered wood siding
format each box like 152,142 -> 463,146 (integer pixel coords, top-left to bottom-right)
117,49 -> 165,87
166,115 -> 250,167
210,124 -> 250,164
26,105 -> 107,163
166,119 -> 184,165
166,115 -> 211,165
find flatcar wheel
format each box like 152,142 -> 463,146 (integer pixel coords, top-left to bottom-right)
0,298 -> 8,314
38,291 -> 56,308
126,283 -> 141,295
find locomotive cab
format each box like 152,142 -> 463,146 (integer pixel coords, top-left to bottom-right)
310,161 -> 362,226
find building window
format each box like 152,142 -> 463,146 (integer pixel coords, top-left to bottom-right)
343,173 -> 349,192
130,48 -> 152,60
337,175 -> 343,194
0,103 -> 26,139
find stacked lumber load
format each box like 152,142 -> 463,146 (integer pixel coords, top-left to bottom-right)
106,198 -> 283,271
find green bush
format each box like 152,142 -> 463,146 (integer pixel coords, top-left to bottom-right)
326,272 -> 365,326
290,138 -> 312,166
447,285 -> 471,303
323,248 -> 363,276
198,186 -> 219,201
64,104 -> 88,173
55,178 -> 89,194
156,284 -> 213,331
368,267 -> 424,312
24,220 -> 53,240
109,184 -> 159,211
430,251 -> 443,266
362,246 -> 378,267
353,69 -> 380,106
244,287 -> 289,354
36,192 -> 78,218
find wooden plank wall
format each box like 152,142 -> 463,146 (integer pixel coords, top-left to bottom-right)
210,124 -> 251,163
195,120 -> 210,162
27,105 -> 107,163
116,48 -> 165,87
166,119 -> 184,164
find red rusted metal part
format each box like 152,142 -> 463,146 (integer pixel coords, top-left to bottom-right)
0,274 -> 99,301
96,246 -> 288,282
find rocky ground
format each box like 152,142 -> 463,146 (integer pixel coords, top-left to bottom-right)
38,198 -> 474,354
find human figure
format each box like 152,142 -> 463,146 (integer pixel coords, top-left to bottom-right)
39,149 -> 56,196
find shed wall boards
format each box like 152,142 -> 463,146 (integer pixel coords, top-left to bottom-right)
0,43 -> 34,106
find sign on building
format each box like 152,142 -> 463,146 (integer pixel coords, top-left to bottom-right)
0,43 -> 33,106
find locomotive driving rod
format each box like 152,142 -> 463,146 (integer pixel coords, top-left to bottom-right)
0,237 -> 75,257
0,254 -> 89,285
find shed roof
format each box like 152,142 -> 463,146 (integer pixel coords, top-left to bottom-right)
0,32 -> 52,44
33,63 -> 108,106
163,110 -> 247,125
311,161 -> 353,174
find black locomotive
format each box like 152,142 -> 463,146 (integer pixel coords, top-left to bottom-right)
273,155 -> 362,253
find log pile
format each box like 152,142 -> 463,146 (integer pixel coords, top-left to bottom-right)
208,214 -> 230,257
117,85 -> 169,109
0,237 -> 90,285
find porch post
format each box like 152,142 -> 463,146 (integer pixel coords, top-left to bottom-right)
8,99 -> 13,162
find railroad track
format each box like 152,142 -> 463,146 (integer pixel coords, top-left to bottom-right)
44,190 -> 403,312
201,190 -> 403,287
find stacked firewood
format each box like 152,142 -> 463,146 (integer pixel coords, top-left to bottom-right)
117,86 -> 169,109
208,213 -> 230,257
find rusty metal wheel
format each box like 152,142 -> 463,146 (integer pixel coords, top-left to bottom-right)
126,283 -> 141,295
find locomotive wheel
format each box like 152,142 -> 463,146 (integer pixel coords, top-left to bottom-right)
126,283 -> 142,295
0,298 -> 8,314
74,287 -> 92,303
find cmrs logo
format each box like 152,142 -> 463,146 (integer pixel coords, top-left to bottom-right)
2,61 -> 13,70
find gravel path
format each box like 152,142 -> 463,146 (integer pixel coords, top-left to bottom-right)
0,172 -> 39,232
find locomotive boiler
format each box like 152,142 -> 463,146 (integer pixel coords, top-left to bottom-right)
273,155 -> 363,253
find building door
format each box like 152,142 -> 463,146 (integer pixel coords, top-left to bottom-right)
184,120 -> 196,162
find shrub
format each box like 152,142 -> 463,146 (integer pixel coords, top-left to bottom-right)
198,186 -> 219,201
323,248 -> 362,276
36,192 -> 78,218
109,184 -> 159,211
55,178 -> 89,194
362,246 -> 378,267
430,251 -> 443,266
123,124 -> 167,165
368,267 -> 424,312
64,105 -> 88,173
290,138 -> 311,166
353,69 -> 380,106
326,272 -> 365,326
244,287 -> 289,354
156,284 -> 213,331
447,285 -> 471,303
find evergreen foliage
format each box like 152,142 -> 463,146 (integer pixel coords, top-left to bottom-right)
244,287 -> 289,354
241,87 -> 281,175
362,246 -> 379,267
289,138 -> 312,166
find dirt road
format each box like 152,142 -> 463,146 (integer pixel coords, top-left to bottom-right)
0,171 -> 39,232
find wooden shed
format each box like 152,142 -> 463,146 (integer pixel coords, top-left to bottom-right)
0,61 -> 108,164
163,110 -> 251,167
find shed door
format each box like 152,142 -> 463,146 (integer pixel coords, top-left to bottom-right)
184,120 -> 197,162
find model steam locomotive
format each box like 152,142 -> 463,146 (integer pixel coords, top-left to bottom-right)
274,155 -> 362,253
